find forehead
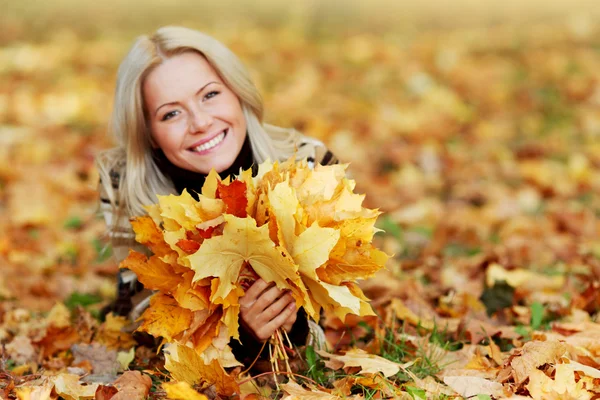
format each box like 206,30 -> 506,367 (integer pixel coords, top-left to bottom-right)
143,52 -> 220,103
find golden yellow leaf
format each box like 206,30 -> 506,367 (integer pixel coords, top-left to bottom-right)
46,302 -> 71,328
202,169 -> 221,198
173,272 -> 211,311
95,313 -> 136,350
157,189 -> 203,231
138,294 -> 193,342
163,381 -> 208,400
267,180 -> 299,249
297,165 -> 344,202
526,364 -> 593,400
14,377 -> 53,400
189,214 -> 304,304
304,278 -> 361,321
292,222 -> 340,280
164,343 -> 239,396
52,373 -> 99,400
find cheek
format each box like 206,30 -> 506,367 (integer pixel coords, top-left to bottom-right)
152,126 -> 180,152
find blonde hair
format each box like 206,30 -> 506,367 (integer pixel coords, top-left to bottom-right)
97,26 -> 317,221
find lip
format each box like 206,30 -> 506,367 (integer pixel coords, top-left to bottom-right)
187,128 -> 228,150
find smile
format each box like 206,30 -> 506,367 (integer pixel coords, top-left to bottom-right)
189,129 -> 228,153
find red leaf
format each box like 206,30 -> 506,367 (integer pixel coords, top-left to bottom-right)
176,239 -> 201,254
216,180 -> 247,218
95,385 -> 118,400
186,226 -> 215,240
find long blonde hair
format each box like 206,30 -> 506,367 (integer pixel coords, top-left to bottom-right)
97,26 -> 318,221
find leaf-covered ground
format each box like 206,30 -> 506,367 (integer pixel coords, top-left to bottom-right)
1,2 -> 600,399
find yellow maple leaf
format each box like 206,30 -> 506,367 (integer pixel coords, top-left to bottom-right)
162,381 -> 208,400
201,169 -> 221,199
96,313 -> 136,350
138,294 -> 193,342
52,373 -> 99,400
527,364 -> 593,400
164,343 -> 239,396
157,189 -> 203,231
296,163 -> 347,202
292,222 -> 340,281
188,214 -> 304,304
267,180 -> 299,249
173,272 -> 211,311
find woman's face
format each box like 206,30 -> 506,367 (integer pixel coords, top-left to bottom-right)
143,51 -> 247,174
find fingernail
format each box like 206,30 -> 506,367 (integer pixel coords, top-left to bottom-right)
288,303 -> 295,310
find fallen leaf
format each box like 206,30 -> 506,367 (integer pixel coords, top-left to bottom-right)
111,371 -> 152,400
162,381 -> 208,400
164,343 -> 239,396
442,376 -> 504,398
316,348 -> 407,377
52,373 -> 99,400
510,340 -> 567,384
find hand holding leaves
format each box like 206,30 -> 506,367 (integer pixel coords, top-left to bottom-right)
239,279 -> 297,341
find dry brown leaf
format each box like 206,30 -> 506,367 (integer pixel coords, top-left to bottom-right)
316,348 -> 409,377
443,376 -> 504,397
510,340 -> 567,384
111,371 -> 152,400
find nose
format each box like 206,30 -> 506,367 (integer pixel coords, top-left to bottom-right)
189,109 -> 213,133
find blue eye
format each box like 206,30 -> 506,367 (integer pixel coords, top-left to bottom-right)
204,91 -> 219,100
161,110 -> 179,121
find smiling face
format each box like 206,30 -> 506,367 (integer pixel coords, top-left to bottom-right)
143,51 -> 247,174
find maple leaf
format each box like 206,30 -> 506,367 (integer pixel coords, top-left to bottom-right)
164,343 -> 239,396
267,180 -> 300,249
173,272 -> 211,311
316,348 -> 406,377
34,325 -> 80,358
526,364 -> 593,400
281,380 -> 341,399
291,222 -> 340,281
111,371 -> 153,400
157,189 -> 203,231
120,250 -> 181,293
52,373 -> 99,400
137,294 -> 193,342
217,179 -> 248,217
162,381 -> 208,400
95,313 -> 136,350
510,340 -> 567,384
188,214 -> 304,304
130,216 -> 172,257
442,376 -> 504,398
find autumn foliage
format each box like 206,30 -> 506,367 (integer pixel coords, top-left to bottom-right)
120,159 -> 388,387
3,3 -> 600,399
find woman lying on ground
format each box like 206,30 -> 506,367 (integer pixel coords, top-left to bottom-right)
96,26 -> 337,369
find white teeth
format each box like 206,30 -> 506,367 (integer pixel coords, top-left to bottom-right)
192,130 -> 226,152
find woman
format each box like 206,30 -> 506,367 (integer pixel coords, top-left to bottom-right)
96,26 -> 337,367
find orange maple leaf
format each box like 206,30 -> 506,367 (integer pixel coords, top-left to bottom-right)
176,239 -> 201,254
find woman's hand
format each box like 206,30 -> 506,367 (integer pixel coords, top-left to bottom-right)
239,279 -> 297,341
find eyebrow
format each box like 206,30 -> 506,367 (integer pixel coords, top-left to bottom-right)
154,81 -> 219,116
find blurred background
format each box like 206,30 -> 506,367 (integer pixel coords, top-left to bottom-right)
1,0 -> 599,314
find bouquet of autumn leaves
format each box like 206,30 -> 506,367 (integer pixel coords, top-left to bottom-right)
120,158 -> 388,392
